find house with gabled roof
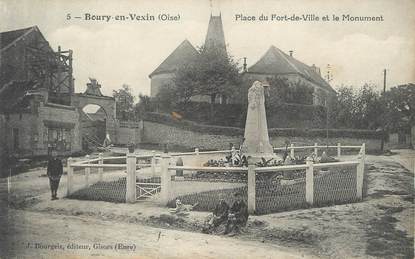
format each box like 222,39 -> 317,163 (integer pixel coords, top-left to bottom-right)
149,13 -> 335,106
0,26 -> 81,157
149,39 -> 198,97
149,14 -> 228,101
242,46 -> 336,106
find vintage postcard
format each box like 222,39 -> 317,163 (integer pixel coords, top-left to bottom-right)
0,0 -> 414,258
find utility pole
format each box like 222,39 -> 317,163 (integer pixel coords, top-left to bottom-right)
325,64 -> 332,146
326,99 -> 329,145
381,69 -> 387,151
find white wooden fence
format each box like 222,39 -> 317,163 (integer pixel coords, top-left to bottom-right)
66,143 -> 366,214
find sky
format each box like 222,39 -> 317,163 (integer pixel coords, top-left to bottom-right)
1,0 -> 414,98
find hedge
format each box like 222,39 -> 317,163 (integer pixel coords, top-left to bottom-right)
170,102 -> 327,129
143,112 -> 383,139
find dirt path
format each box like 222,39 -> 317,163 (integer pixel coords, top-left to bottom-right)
0,209 -> 308,259
1,153 -> 413,258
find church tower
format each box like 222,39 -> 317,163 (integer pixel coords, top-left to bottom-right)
204,13 -> 227,54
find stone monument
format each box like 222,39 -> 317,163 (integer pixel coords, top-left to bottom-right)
240,81 -> 280,162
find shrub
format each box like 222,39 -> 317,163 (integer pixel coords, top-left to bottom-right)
144,112 -> 382,139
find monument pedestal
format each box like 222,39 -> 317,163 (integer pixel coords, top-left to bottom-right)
240,81 -> 282,163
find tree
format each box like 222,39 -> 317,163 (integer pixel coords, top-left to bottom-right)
265,76 -> 290,107
195,45 -> 241,104
330,86 -> 355,128
330,84 -> 384,129
171,44 -> 242,118
383,83 -> 415,133
135,94 -> 153,118
113,84 -> 135,120
173,63 -> 202,105
265,75 -> 314,107
155,83 -> 179,112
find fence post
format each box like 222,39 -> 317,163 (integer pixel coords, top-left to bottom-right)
98,153 -> 103,182
356,143 -> 365,199
160,154 -> 172,205
314,143 -> 318,156
362,143 -> 366,157
85,155 -> 90,187
126,153 -> 137,203
412,156 -> 415,174
66,157 -> 73,196
151,150 -> 156,176
195,147 -> 200,166
337,143 -> 341,158
290,143 -> 295,158
231,146 -> 237,165
247,163 -> 256,214
306,157 -> 314,205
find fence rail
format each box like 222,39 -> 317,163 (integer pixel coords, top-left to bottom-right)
255,164 -> 309,172
273,143 -> 362,158
66,143 -> 366,215
168,166 -> 248,172
71,163 -> 127,168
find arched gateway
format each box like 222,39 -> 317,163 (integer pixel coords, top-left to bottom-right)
72,79 -> 117,147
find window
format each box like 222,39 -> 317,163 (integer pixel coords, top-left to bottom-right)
47,127 -> 72,151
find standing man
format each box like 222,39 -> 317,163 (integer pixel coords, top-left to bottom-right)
47,149 -> 63,200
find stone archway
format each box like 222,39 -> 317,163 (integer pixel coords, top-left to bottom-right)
81,104 -> 108,145
73,94 -> 117,143
72,79 -> 117,146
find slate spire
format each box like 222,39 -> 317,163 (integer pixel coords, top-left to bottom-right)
204,14 -> 227,54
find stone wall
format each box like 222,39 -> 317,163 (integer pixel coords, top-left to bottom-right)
116,126 -> 142,145
142,121 -> 382,152
143,121 -> 240,150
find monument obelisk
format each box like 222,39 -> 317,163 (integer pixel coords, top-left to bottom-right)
240,81 -> 279,162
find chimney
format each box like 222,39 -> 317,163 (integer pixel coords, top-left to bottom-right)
243,57 -> 247,72
289,50 -> 293,57
311,64 -> 321,76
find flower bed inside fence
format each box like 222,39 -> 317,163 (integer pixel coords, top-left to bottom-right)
66,142 -> 365,215
183,171 -> 247,182
169,164 -> 361,215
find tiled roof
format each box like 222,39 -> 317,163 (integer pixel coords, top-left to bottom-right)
0,26 -> 36,51
149,39 -> 198,78
247,46 -> 335,92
